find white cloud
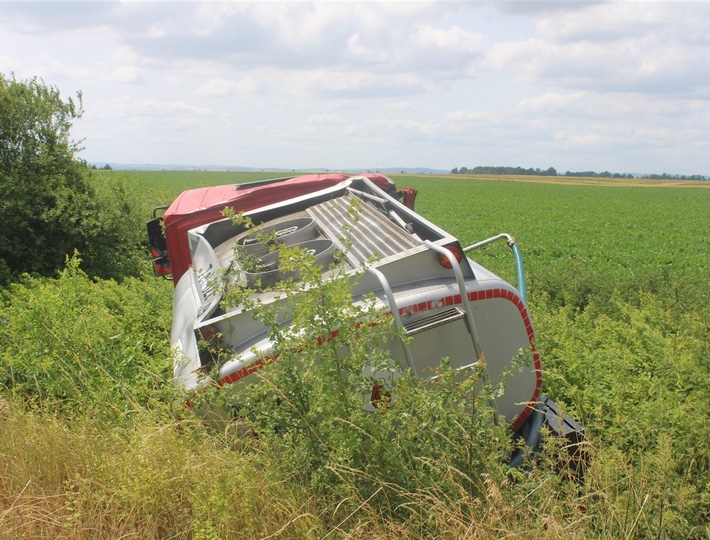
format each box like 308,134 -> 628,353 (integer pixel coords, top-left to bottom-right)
1,1 -> 708,174
307,114 -> 342,124
195,78 -> 261,97
91,96 -> 209,123
488,2 -> 710,96
348,33 -> 389,64
385,101 -> 413,112
286,69 -> 426,100
536,3 -> 667,43
413,24 -> 483,54
106,66 -> 145,85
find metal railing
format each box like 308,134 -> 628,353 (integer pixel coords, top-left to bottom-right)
463,233 -> 527,305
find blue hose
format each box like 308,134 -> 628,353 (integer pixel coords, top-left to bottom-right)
510,242 -> 527,305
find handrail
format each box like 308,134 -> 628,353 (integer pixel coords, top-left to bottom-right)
367,266 -> 417,375
423,241 -> 485,365
423,240 -> 499,421
463,233 -> 527,305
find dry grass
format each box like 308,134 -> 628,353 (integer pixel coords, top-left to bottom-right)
1,401 -> 704,539
0,404 -> 325,539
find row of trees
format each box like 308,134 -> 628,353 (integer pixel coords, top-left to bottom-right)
452,166 -> 558,176
644,172 -> 707,181
452,165 -> 708,181
562,170 -> 635,179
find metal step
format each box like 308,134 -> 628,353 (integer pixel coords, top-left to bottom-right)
307,193 -> 421,267
404,307 -> 466,336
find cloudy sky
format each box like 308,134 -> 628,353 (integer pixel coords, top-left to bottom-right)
1,1 -> 709,175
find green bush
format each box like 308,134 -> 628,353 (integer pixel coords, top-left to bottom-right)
534,290 -> 709,538
79,173 -> 149,280
0,255 -> 174,418
0,74 -> 147,283
191,234 -> 512,529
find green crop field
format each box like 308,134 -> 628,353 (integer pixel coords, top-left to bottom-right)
127,169 -> 709,312
1,170 -> 708,538
400,175 -> 709,304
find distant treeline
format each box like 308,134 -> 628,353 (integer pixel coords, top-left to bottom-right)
451,166 -> 707,181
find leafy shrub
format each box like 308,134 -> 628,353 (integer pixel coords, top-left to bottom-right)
0,74 -> 147,283
189,226 -> 513,528
534,290 -> 709,538
0,255 -> 174,418
79,172 -> 149,280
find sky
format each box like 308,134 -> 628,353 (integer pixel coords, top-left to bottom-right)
1,1 -> 709,175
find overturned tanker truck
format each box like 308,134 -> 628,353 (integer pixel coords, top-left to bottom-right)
147,173 -> 584,467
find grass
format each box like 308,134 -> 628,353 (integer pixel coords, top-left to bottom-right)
1,171 -> 708,538
0,404 -> 324,539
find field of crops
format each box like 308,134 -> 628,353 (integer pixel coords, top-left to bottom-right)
1,170 -> 708,538
129,169 -> 709,312
404,175 -> 709,303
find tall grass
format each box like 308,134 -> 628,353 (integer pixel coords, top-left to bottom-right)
4,401 -> 702,538
1,172 -> 708,538
0,403 -> 325,539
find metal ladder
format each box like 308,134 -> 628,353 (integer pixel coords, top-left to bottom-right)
367,241 -> 494,392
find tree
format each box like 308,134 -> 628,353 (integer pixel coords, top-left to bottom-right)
0,74 -> 143,282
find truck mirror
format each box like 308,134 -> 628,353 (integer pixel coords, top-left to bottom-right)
147,216 -> 171,277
